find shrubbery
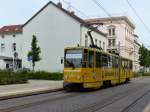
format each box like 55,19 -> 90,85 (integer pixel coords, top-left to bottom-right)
0,70 -> 63,85
133,72 -> 142,77
27,71 -> 63,80
133,72 -> 150,77
0,70 -> 28,85
142,72 -> 150,76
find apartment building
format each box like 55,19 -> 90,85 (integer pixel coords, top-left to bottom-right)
86,16 -> 141,72
0,25 -> 23,69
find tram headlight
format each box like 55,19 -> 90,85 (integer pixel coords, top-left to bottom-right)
77,75 -> 81,79
64,75 -> 68,80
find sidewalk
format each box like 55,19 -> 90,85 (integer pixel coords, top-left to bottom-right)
0,80 -> 63,100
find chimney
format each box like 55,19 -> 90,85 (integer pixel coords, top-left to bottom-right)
57,2 -> 62,8
70,11 -> 75,15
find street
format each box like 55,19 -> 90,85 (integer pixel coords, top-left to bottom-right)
0,77 -> 149,112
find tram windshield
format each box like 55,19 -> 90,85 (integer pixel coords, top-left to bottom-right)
65,49 -> 82,68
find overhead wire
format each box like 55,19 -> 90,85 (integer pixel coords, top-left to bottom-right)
126,0 -> 150,34
91,0 -> 125,28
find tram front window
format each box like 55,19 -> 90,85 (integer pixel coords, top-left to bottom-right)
65,49 -> 82,68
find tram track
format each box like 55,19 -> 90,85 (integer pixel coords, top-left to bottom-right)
0,90 -> 82,112
120,89 -> 150,112
73,84 -> 148,112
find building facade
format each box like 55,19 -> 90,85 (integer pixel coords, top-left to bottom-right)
0,1 -> 107,72
0,25 -> 23,69
86,16 -> 140,72
133,34 -> 141,72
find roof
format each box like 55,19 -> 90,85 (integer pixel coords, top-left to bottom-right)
23,1 -> 106,37
85,16 -> 135,29
0,25 -> 23,34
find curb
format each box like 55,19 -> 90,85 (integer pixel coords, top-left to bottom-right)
0,88 -> 63,101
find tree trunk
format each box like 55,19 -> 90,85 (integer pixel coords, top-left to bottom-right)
32,62 -> 35,71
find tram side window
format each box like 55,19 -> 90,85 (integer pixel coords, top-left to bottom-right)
123,59 -> 129,69
96,51 -> 101,67
108,55 -> 112,68
121,59 -> 125,69
83,49 -> 88,68
112,56 -> 119,68
89,51 -> 94,68
101,53 -> 108,67
129,61 -> 133,70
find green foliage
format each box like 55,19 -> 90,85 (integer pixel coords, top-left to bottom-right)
28,35 -> 41,71
27,71 -> 63,80
133,72 -> 142,77
0,70 -> 28,85
139,45 -> 150,67
0,70 -> 63,85
142,72 -> 150,76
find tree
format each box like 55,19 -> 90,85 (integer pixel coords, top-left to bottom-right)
139,45 -> 150,72
139,45 -> 147,66
28,35 -> 41,71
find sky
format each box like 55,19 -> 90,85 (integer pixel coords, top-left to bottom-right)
0,0 -> 150,46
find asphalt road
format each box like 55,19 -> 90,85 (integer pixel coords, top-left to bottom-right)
0,77 -> 150,112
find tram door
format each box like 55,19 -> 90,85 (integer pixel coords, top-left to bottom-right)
88,50 -> 95,81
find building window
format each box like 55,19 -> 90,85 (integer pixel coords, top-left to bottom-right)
112,39 -> 116,46
103,42 -> 105,50
109,29 -> 111,36
1,43 -> 5,52
13,35 -> 16,37
85,35 -> 88,47
112,28 -> 115,35
99,41 -> 101,48
108,26 -> 116,36
95,39 -> 97,46
1,35 -> 4,38
108,39 -> 111,46
12,43 -> 16,52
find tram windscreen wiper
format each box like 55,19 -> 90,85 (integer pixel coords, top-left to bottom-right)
66,59 -> 75,68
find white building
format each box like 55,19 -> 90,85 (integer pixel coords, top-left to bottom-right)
0,1 -> 107,72
86,16 -> 141,72
133,34 -> 141,72
0,25 -> 23,69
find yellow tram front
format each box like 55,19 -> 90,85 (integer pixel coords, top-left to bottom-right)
63,47 -> 101,89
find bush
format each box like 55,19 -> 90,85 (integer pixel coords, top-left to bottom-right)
27,71 -> 63,80
0,70 -> 28,85
142,72 -> 150,76
133,72 -> 143,77
0,70 -> 63,85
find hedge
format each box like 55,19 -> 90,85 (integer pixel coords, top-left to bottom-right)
0,70 -> 28,85
142,72 -> 150,76
133,72 -> 143,77
133,72 -> 150,77
27,71 -> 63,80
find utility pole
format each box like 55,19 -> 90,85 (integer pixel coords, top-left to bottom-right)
118,42 -> 121,83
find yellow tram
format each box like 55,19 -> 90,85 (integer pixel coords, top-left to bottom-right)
63,46 -> 133,89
